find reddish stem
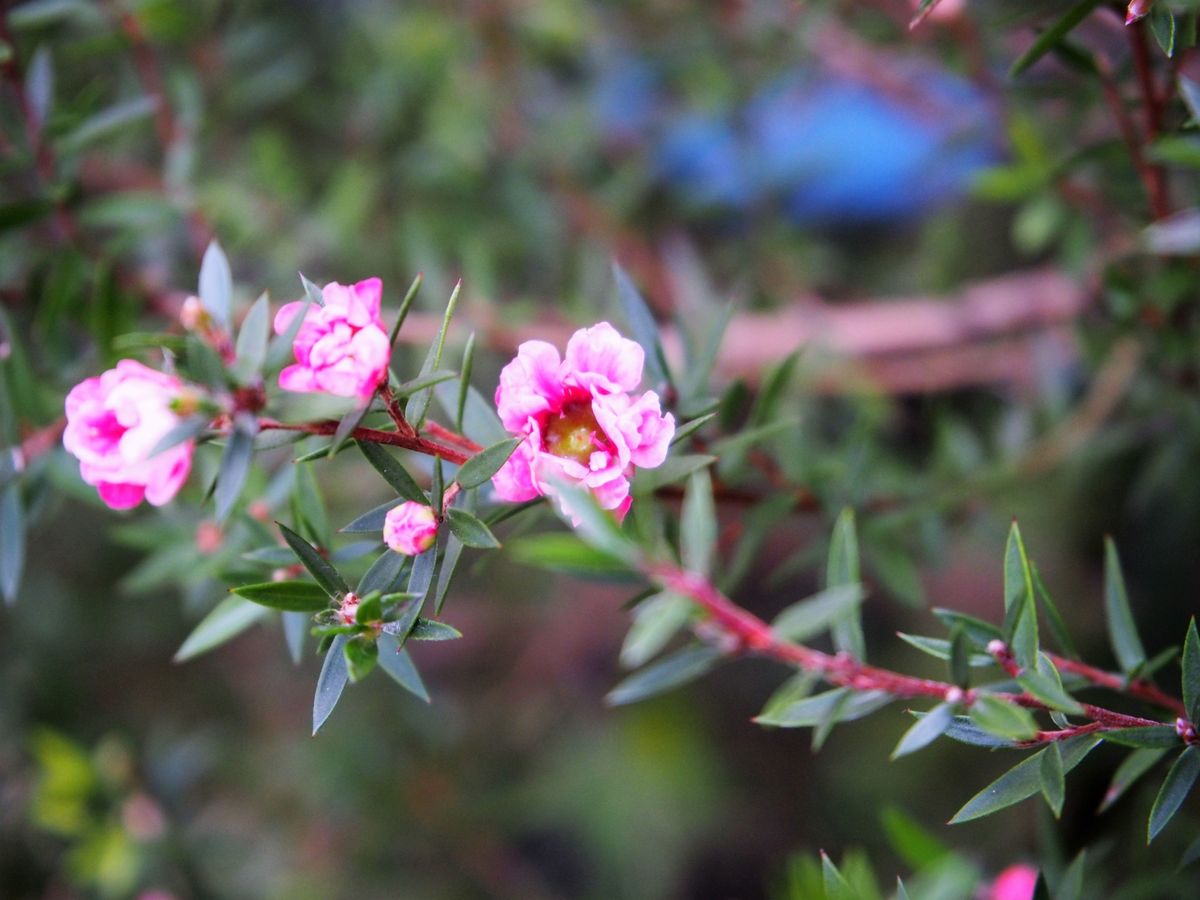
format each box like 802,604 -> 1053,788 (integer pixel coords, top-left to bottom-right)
258,418 -> 471,466
1048,652 -> 1186,717
648,561 -> 1174,743
425,420 -> 484,454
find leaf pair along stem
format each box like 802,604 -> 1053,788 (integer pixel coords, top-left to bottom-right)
648,562 -> 1179,746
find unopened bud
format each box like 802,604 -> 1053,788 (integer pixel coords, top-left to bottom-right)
1126,0 -> 1153,25
986,639 -> 1007,657
195,520 -> 223,555
180,295 -> 212,332
248,501 -> 271,522
945,686 -> 964,704
338,592 -> 361,625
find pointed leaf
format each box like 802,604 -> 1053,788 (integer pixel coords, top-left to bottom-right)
1101,726 -> 1182,749
231,581 -> 330,612
1099,747 -> 1167,813
455,437 -> 522,490
389,273 -> 422,345
827,508 -> 865,660
312,635 -> 349,734
772,585 -> 865,644
621,592 -> 692,669
970,694 -> 1039,741
233,292 -> 269,383
278,522 -> 349,597
198,240 -> 233,328
433,533 -> 464,615
1058,850 -> 1086,900
356,441 -> 425,503
343,636 -> 378,683
1183,617 -> 1200,722
681,469 -> 715,576
612,261 -> 669,386
357,549 -> 408,596
377,633 -> 430,702
215,415 -> 257,523
949,736 -> 1100,823
444,508 -> 499,549
328,401 -> 372,459
1004,522 -> 1038,670
1009,0 -> 1106,77
606,645 -> 722,706
0,484 -> 25,605
340,499 -> 402,534
174,595 -> 269,662
1148,746 -> 1200,842
1040,742 -> 1065,817
892,703 -> 954,759
404,280 -> 460,427
409,619 -> 462,641
1104,538 -> 1146,675
755,688 -> 891,728
282,610 -> 306,664
821,851 -> 856,900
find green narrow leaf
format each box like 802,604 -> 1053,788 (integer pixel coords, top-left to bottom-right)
444,508 -> 499,549
892,703 -> 954,759
377,633 -> 430,702
1148,746 -> 1200,842
1004,522 -> 1038,670
278,522 -> 349,597
282,611 -> 306,664
1017,656 -> 1083,715
931,608 -> 1003,647
299,273 -> 325,306
606,644 -> 722,706
670,413 -> 716,447
356,441 -> 426,503
292,462 -> 330,548
880,807 -> 950,870
389,273 -> 422,346
198,239 -> 233,329
327,401 -> 372,459
755,688 -> 891,728
634,454 -> 716,492
61,95 -> 156,152
404,280 -> 460,428
621,592 -> 693,669
771,585 -> 865,644
1150,5 -> 1176,57
681,469 -> 715,576
149,415 -> 208,459
1040,742 -> 1065,817
174,595 -> 270,662
233,292 -> 269,383
508,533 -> 633,578
357,549 -> 408,596
215,415 -> 257,524
455,437 -> 523,490
231,581 -> 330,612
821,851 -> 856,900
549,480 -> 640,565
969,694 -> 1039,741
456,331 -> 476,433
1100,748 -> 1168,813
895,878 -> 910,900
433,534 -> 464,615
949,736 -> 1100,823
312,635 -> 349,734
0,484 -> 25,604
25,45 -> 53,130
340,500 -> 400,534
1058,850 -> 1086,900
827,508 -> 865,660
1104,538 -> 1147,675
1183,618 -> 1200,722
409,619 -> 462,641
612,261 -> 670,387
406,544 -> 439,605
680,302 -> 733,405
343,636 -> 378,683
389,368 -> 457,397
950,627 -> 971,688
938,714 -> 1017,748
1009,0 -> 1105,77
1032,563 -> 1078,659
434,379 -> 508,447
1101,726 -> 1181,749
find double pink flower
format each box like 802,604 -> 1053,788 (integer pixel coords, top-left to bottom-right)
273,277 -> 390,400
62,360 -> 195,510
492,322 -> 674,518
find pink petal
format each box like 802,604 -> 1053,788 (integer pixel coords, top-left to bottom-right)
495,340 -> 565,432
273,300 -> 309,336
96,480 -> 146,510
278,364 -> 318,393
564,322 -> 644,394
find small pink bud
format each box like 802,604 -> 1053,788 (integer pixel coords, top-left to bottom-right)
338,591 -> 361,625
945,686 -> 964,704
179,295 -> 211,332
248,500 -> 271,521
984,864 -> 1038,900
271,568 -> 289,582
383,501 -> 439,556
1126,0 -> 1153,25
986,639 -> 1007,656
195,520 -> 223,555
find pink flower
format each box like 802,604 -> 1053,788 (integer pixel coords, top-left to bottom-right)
983,864 -> 1038,900
492,322 -> 675,518
384,501 -> 439,555
273,277 -> 390,399
63,360 -> 196,510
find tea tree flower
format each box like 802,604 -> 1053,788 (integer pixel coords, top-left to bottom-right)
273,277 -> 390,399
63,360 -> 196,510
984,865 -> 1038,900
384,501 -> 439,555
492,322 -> 674,517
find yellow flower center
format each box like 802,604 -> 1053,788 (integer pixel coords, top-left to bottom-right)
544,402 -> 602,464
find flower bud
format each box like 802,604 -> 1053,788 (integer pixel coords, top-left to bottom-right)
383,501 -> 439,556
338,591 -> 361,625
179,295 -> 212,333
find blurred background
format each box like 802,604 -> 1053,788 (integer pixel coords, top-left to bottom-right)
2,0 -> 1199,897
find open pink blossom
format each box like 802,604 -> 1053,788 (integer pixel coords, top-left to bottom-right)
63,359 -> 195,510
491,322 -> 674,519
383,501 -> 439,555
273,277 -> 390,399
984,865 -> 1038,900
